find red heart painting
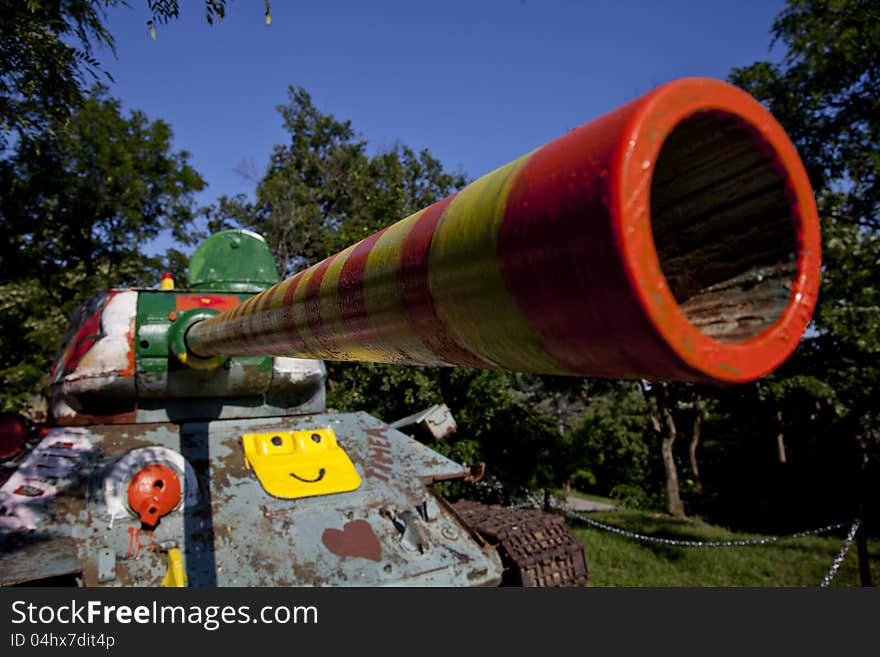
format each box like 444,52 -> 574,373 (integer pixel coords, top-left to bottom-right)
321,519 -> 382,562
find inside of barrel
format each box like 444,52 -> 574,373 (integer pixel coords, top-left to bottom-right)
649,111 -> 798,344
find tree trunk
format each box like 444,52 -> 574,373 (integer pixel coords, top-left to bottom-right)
776,409 -> 787,464
689,399 -> 704,495
640,381 -> 687,519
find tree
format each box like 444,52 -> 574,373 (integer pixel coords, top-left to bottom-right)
728,0 -> 879,529
564,381 -> 655,508
0,86 -> 205,410
214,86 -> 468,275
639,382 -> 688,519
0,0 -> 113,150
0,1 -> 254,151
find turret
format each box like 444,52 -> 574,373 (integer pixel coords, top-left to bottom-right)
47,230 -> 326,425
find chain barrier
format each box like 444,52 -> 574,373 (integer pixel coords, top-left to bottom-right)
514,496 -> 853,547
557,504 -> 852,547
819,519 -> 861,588
513,496 -> 861,586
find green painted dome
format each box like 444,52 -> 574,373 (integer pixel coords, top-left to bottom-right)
187,230 -> 281,291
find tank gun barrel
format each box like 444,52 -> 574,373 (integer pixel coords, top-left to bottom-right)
186,78 -> 820,385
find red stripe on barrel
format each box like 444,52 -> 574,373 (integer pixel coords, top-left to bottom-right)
498,101 -> 690,379
338,229 -> 389,343
303,255 -> 341,357
281,272 -> 309,354
400,196 -> 491,368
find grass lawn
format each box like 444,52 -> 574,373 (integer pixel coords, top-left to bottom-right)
565,509 -> 878,587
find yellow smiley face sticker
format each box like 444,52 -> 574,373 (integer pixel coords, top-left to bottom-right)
241,427 -> 362,499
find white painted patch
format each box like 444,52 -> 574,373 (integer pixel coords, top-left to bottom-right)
273,357 -> 325,375
0,428 -> 92,531
237,228 -> 266,242
269,358 -> 325,397
75,290 -> 136,376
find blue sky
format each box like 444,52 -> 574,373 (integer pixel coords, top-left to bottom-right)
97,0 -> 786,247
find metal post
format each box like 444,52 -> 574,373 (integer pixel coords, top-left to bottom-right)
856,504 -> 873,587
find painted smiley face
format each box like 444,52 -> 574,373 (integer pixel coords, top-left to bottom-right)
241,427 -> 361,499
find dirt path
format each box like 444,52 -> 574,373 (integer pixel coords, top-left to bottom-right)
564,496 -> 617,512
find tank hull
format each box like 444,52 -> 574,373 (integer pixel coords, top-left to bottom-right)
0,412 -> 503,587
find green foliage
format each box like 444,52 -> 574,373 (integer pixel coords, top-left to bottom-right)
0,0 -> 114,150
328,366 -> 563,496
725,0 -> 879,527
0,279 -> 70,412
1,1 -> 247,150
565,382 -> 655,506
215,86 -> 467,275
731,0 -> 880,231
327,362 -> 443,420
146,0 -> 228,28
0,87 -> 206,410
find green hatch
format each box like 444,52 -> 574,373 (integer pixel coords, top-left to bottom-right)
187,229 -> 281,291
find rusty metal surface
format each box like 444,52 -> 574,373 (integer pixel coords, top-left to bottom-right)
52,388 -> 327,427
1,414 -> 503,587
130,387 -> 327,425
0,537 -> 82,586
453,500 -> 589,587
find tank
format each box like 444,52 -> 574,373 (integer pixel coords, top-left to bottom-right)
0,78 -> 820,587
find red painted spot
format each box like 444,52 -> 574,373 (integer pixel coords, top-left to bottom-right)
321,519 -> 382,561
127,527 -> 137,557
0,413 -> 29,460
127,464 -> 181,527
60,299 -> 105,375
120,312 -> 136,378
126,527 -> 155,558
176,294 -> 241,312
14,485 -> 44,497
